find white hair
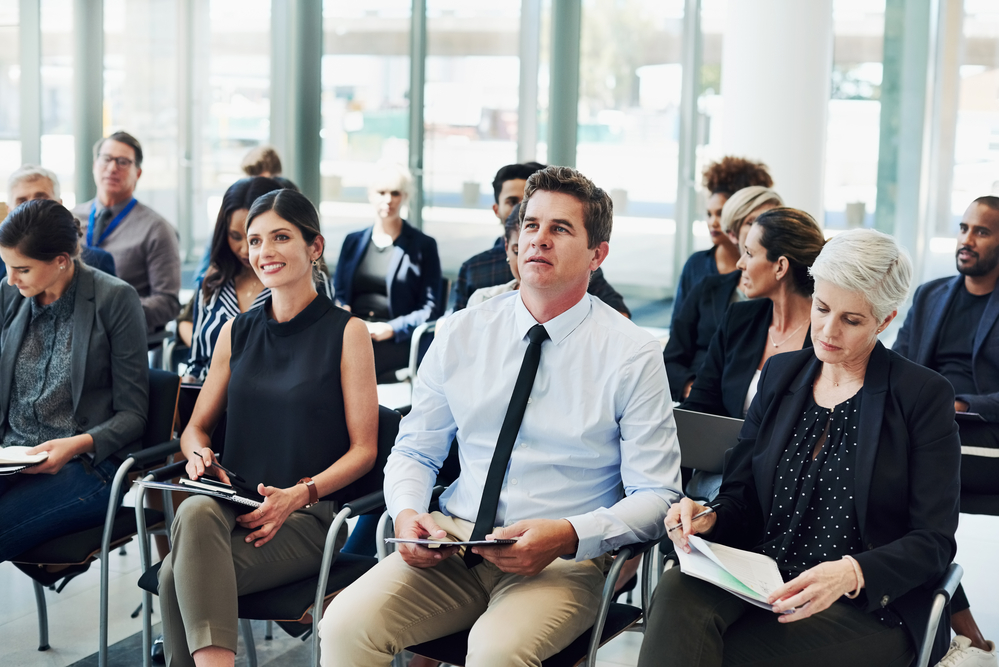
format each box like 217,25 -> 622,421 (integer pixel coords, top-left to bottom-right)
809,229 -> 912,322
368,162 -> 412,198
7,164 -> 61,201
720,186 -> 783,235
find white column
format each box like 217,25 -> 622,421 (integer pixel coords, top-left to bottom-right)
719,0 -> 833,222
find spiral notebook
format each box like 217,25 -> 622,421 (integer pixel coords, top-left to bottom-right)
0,446 -> 49,475
135,479 -> 262,508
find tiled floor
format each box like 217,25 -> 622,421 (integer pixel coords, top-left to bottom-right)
2,513 -> 997,666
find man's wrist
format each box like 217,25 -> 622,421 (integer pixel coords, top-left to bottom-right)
558,519 -> 580,556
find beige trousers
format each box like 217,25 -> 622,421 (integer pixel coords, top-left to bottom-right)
318,512 -> 611,667
158,495 -> 342,667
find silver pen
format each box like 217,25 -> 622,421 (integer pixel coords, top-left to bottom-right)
667,506 -> 716,533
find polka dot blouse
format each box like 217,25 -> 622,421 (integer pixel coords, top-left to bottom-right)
758,390 -> 865,580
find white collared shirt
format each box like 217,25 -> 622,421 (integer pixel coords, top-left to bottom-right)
385,291 -> 682,561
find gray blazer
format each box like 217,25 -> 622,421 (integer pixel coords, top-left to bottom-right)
0,263 -> 149,464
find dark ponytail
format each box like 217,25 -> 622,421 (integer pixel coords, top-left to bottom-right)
753,207 -> 825,296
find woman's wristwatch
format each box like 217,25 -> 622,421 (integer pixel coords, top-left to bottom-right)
298,477 -> 319,508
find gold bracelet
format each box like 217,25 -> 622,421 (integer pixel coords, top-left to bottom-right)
842,555 -> 863,599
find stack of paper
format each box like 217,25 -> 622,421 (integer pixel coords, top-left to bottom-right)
0,446 -> 49,475
677,535 -> 785,609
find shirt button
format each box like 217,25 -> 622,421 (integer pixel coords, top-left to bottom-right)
528,398 -> 533,404
521,442 -> 528,448
511,479 -> 518,485
881,595 -> 889,607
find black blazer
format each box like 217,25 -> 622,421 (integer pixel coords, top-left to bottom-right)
0,263 -> 149,464
663,270 -> 742,399
893,275 -> 999,422
682,299 -> 812,418
710,343 -> 960,659
333,221 -> 442,342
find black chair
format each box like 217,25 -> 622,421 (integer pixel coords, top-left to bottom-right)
136,405 -> 402,667
10,368 -> 182,667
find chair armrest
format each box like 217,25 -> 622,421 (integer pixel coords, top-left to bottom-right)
146,460 -> 189,482
344,490 -> 386,517
616,536 -> 663,560
934,563 -> 964,605
130,439 -> 182,468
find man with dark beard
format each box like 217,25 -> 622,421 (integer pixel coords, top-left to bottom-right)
894,196 -> 999,667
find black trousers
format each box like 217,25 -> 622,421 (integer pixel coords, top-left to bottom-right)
637,568 -> 913,667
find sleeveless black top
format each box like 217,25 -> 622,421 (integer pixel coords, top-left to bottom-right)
223,294 -> 352,501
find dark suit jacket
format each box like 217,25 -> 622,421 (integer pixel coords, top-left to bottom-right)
894,275 -> 999,422
682,299 -> 812,418
333,221 -> 442,342
663,270 -> 742,399
0,263 -> 148,463
708,343 -> 960,660
0,245 -> 116,279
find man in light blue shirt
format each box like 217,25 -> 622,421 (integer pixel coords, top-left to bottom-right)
320,166 -> 681,667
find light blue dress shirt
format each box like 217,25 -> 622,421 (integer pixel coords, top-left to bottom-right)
385,291 -> 682,561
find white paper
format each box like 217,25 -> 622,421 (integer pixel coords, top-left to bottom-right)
677,536 -> 785,610
0,446 -> 49,465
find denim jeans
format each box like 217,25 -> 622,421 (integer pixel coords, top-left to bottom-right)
0,456 -> 120,562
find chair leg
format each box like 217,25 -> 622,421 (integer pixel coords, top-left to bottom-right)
240,618 -> 258,667
33,580 -> 50,651
265,619 -> 273,640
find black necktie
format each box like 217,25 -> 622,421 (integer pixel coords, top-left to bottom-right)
92,208 -> 113,245
464,323 -> 549,567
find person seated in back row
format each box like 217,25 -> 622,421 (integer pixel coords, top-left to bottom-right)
3,165 -> 116,278
453,161 -> 631,316
466,203 -> 524,307
319,165 -> 680,666
640,229 -> 961,667
893,196 -> 999,667
334,163 -> 443,378
664,186 -> 782,400
0,200 -> 148,564
672,156 -> 773,322
71,131 -> 181,336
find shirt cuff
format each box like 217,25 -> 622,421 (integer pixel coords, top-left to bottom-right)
564,513 -> 603,562
387,494 -> 428,521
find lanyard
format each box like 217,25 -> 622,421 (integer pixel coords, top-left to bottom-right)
87,198 -> 138,247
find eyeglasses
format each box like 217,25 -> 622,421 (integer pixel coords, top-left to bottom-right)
96,154 -> 135,169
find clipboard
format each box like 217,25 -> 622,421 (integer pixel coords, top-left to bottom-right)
135,479 -> 262,508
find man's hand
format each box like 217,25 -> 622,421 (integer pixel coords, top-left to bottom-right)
471,519 -> 579,576
235,483 -> 308,548
365,321 -> 395,342
955,399 -> 970,413
23,435 -> 93,475
394,510 -> 459,568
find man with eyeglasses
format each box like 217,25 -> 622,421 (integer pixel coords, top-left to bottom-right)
72,131 -> 180,335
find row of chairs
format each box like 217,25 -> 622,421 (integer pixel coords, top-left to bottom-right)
7,377 -> 973,666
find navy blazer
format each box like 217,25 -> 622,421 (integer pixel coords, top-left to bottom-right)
0,245 -> 116,279
893,275 -> 999,422
709,343 -> 960,661
0,263 -> 148,464
682,299 -> 812,418
333,221 -> 442,342
663,270 -> 742,399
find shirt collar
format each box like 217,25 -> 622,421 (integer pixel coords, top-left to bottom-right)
31,267 -> 79,320
513,291 -> 591,346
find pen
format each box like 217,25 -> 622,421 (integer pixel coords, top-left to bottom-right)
198,453 -> 246,483
668,506 -> 716,533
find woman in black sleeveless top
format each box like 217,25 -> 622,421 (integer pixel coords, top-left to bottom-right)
158,189 -> 378,667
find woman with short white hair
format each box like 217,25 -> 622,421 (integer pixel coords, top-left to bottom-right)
641,229 -> 961,666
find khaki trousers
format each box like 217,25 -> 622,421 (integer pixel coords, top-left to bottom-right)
158,495 -> 342,667
319,512 -> 611,667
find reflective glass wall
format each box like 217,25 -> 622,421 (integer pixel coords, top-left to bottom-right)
0,0 -> 19,204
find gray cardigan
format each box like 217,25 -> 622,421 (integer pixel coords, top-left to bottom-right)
0,263 -> 149,464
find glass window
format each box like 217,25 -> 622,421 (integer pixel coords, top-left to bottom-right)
0,0 -> 19,206
104,0 -> 178,225
320,0 -> 411,257
577,0 -> 685,296
40,0 -> 74,205
193,0 -> 272,252
421,0 -> 522,275
951,1 -> 999,219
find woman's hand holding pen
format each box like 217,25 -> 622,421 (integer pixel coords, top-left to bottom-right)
665,497 -> 717,553
185,447 -> 231,486
236,484 -> 307,548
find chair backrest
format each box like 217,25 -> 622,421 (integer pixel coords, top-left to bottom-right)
143,368 -> 181,448
437,277 -> 452,318
337,406 -> 401,505
673,408 -> 742,474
